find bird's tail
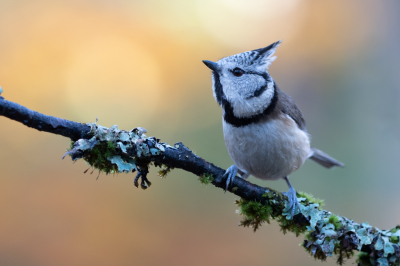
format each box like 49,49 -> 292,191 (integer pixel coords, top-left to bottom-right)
308,148 -> 344,168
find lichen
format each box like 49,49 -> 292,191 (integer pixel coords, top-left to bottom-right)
198,173 -> 214,185
63,123 -> 169,176
108,155 -> 136,173
298,201 -> 400,265
297,191 -> 324,209
233,192 -> 400,265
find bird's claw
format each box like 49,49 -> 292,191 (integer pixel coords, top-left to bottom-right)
223,165 -> 238,192
134,167 -> 152,190
283,186 -> 301,219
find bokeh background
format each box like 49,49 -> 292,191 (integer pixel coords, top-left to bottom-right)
0,1 -> 399,265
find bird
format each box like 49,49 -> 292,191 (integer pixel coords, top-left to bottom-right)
202,40 -> 344,218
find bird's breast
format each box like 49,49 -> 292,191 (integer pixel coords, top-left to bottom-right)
222,113 -> 310,180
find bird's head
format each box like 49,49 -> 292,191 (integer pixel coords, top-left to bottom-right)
203,40 -> 281,119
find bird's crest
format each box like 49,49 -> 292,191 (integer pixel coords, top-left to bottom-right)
219,40 -> 282,70
250,40 -> 282,69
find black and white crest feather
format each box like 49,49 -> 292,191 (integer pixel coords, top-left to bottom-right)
250,40 -> 282,68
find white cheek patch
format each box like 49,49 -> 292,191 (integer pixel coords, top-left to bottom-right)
216,60 -> 275,118
211,75 -> 218,102
224,79 -> 275,118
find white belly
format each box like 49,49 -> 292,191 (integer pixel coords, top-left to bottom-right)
222,114 -> 311,180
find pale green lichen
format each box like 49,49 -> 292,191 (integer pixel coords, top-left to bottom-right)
108,155 -> 136,173
300,202 -> 400,264
64,123 -> 169,175
235,191 -> 400,265
297,191 -> 324,209
377,257 -> 389,266
198,173 -> 214,185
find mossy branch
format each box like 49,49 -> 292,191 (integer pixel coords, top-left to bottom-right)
1,95 -> 399,266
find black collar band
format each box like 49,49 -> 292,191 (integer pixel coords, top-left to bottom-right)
223,83 -> 278,127
212,70 -> 277,127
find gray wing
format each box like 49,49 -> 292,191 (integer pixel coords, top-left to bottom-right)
274,83 -> 345,168
274,83 -> 306,131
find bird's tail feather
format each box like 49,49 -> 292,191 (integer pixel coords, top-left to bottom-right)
308,148 -> 344,168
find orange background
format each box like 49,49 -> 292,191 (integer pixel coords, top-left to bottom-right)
1,1 -> 400,265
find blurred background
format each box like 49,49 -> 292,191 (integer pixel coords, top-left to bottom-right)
0,1 -> 399,265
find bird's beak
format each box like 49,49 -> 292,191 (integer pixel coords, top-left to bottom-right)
202,60 -> 219,72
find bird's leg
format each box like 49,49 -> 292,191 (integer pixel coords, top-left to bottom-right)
238,169 -> 250,180
282,176 -> 301,219
224,166 -> 249,191
223,165 -> 239,191
134,166 -> 151,190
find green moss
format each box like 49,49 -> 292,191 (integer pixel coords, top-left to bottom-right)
328,215 -> 341,230
236,198 -> 274,232
277,215 -> 307,236
390,225 -> 400,233
297,191 -> 324,209
262,191 -> 276,199
304,231 -> 313,241
236,191 -> 309,235
389,226 -> 400,243
198,173 -> 214,185
158,164 -> 174,178
356,252 -> 372,266
67,141 -> 74,151
390,236 -> 399,243
83,141 -> 119,174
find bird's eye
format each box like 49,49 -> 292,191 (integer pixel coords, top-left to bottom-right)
232,68 -> 244,77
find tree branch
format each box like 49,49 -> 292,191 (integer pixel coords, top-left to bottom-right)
0,96 -> 90,141
0,95 -> 399,266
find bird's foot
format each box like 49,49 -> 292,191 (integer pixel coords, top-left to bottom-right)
223,165 -> 238,192
282,186 -> 301,219
240,170 -> 250,180
134,167 -> 152,190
